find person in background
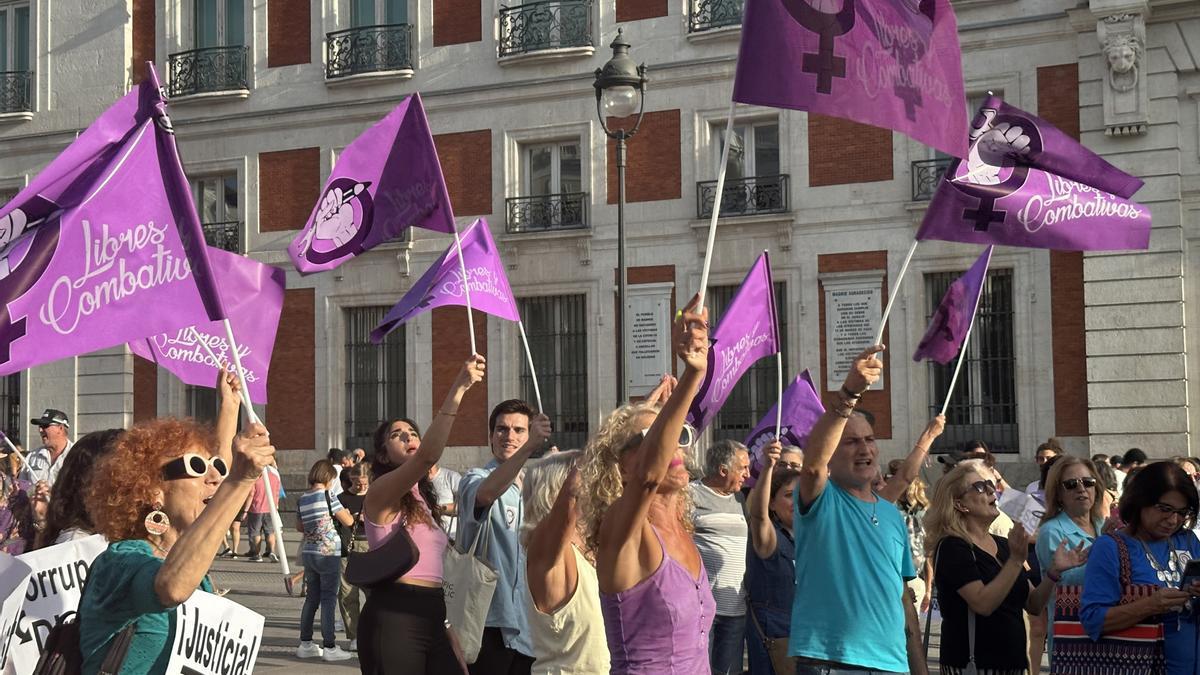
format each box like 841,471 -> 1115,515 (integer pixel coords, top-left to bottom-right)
1122,448 -> 1148,472
24,408 -> 73,487
1026,438 -> 1064,498
335,462 -> 369,652
295,459 -> 355,662
888,458 -> 933,615
327,448 -> 348,498
429,460 -> 462,541
0,450 -> 35,555
37,428 -> 124,548
745,439 -> 798,675
1092,460 -> 1121,525
243,459 -> 281,562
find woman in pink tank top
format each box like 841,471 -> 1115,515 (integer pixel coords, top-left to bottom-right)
579,295 -> 716,675
358,356 -> 484,675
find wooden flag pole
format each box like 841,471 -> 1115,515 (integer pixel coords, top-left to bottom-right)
517,320 -> 544,414
452,224 -> 478,357
697,99 -> 738,311
872,239 -> 919,348
938,247 -> 993,416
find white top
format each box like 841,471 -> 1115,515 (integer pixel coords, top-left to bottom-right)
688,481 -> 749,616
430,466 -> 462,540
21,440 -> 73,487
524,545 -> 611,675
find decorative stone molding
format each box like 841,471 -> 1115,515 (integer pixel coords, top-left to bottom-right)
576,238 -> 592,266
1094,10 -> 1150,136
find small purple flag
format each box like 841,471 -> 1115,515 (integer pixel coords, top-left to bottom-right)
289,93 -> 455,274
913,246 -> 992,364
744,370 -> 825,488
733,0 -> 968,158
917,95 -> 1151,251
371,219 -> 518,343
687,252 -> 781,432
130,248 -> 286,404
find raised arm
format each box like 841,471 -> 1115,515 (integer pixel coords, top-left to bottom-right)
527,462 -> 582,613
748,440 -> 782,559
474,414 -> 552,510
214,367 -> 242,466
365,355 -> 485,525
880,415 -> 944,503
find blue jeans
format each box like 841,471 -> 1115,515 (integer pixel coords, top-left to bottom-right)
795,666 -> 908,675
709,613 -> 747,675
300,553 -> 342,648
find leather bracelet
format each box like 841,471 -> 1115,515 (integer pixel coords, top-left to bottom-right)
840,385 -> 863,400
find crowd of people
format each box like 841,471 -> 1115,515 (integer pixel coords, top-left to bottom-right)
0,298 -> 1198,675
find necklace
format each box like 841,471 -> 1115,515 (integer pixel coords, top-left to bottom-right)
147,537 -> 172,559
1138,537 -> 1181,586
858,494 -> 879,526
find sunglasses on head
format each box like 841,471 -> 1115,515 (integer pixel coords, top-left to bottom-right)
1153,502 -> 1195,519
162,453 -> 229,481
960,479 -> 997,497
1060,477 -> 1097,491
636,423 -> 696,449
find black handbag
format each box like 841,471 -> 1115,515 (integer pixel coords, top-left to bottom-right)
330,491 -> 419,588
32,616 -> 137,675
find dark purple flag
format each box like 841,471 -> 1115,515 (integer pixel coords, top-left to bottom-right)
734,0 -> 968,158
687,252 -> 781,432
744,370 -> 824,488
917,95 -> 1151,251
912,246 -> 991,364
289,93 -> 455,274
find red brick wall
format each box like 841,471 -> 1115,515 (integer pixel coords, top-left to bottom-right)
132,355 -> 157,423
817,251 -> 892,438
1038,63 -> 1088,436
606,110 -> 681,204
432,308 -> 488,446
131,0 -> 154,83
616,0 -> 668,21
268,0 -> 311,67
433,0 -> 481,45
808,114 -> 894,187
434,130 -> 492,216
259,148 -> 321,233
268,288 -> 315,450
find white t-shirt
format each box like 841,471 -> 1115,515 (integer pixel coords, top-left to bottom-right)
430,467 -> 462,540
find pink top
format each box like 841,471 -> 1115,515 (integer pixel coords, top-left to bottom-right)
364,485 -> 448,584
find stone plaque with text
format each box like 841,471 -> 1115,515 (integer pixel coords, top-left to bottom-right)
624,283 -> 673,397
824,276 -> 884,391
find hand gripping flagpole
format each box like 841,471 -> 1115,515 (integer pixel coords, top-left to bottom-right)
939,246 -> 993,416
452,223 -> 478,357
516,320 -> 544,414
872,239 -> 919,348
696,99 -> 738,311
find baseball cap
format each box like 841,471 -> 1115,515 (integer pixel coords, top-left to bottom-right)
31,409 -> 69,428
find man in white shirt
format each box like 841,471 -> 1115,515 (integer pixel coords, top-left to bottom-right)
24,409 -> 73,487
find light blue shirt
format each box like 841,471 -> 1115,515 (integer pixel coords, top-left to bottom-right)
457,461 -> 533,656
789,479 -> 914,672
1036,511 -> 1102,587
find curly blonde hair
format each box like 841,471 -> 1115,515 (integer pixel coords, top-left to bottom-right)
923,462 -> 984,559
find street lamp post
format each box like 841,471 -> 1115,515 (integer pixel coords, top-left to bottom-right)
593,28 -> 647,405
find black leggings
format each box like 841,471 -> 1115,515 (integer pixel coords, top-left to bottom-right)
469,627 -> 534,675
357,583 -> 462,675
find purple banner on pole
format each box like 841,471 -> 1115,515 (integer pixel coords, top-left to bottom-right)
130,248 -> 285,404
687,252 -> 781,432
289,93 -> 455,274
371,219 -> 518,343
733,0 -> 968,158
917,95 -> 1151,251
912,246 -> 991,365
744,369 -> 824,488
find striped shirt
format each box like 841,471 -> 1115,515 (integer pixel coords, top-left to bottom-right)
298,489 -> 344,557
688,481 -> 748,616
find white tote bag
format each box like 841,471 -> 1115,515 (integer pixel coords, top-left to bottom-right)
443,513 -> 497,663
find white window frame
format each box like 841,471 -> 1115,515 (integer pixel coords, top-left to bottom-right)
0,2 -> 30,73
191,173 -> 239,224
521,140 -> 581,197
710,119 -> 779,178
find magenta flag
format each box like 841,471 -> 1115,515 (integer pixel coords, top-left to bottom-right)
371,219 -> 518,342
687,252 -> 781,432
913,246 -> 992,364
129,248 -> 285,404
744,370 -> 824,488
733,0 -> 968,158
917,95 -> 1151,251
289,93 -> 455,274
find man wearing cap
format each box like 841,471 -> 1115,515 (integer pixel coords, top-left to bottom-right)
26,409 -> 73,487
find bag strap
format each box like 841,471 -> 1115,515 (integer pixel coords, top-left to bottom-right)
746,598 -> 772,647
1114,531 -> 1133,587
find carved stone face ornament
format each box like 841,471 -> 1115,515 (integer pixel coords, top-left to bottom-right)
1103,33 -> 1142,93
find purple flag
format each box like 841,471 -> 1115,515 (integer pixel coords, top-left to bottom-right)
289,93 -> 455,274
130,248 -> 285,404
733,0 -> 968,158
744,370 -> 825,488
687,252 -> 781,432
917,95 -> 1151,251
912,246 -> 991,364
371,219 -> 518,343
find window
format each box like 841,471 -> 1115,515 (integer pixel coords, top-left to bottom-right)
186,385 -> 218,424
191,174 -> 240,252
924,268 -> 1017,453
525,142 -> 581,196
517,295 -> 588,449
708,282 -> 787,442
508,141 -> 585,232
0,3 -> 29,73
345,306 -> 406,452
701,121 -> 786,217
715,122 -> 779,180
195,0 -> 244,48
351,0 -> 406,26
0,373 -> 18,442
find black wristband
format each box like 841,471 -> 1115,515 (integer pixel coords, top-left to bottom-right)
840,386 -> 863,400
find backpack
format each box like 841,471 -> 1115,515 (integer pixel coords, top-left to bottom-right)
32,616 -> 136,675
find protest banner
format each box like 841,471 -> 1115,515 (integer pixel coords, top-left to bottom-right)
743,370 -> 825,487
0,555 -> 31,670
166,590 -> 265,675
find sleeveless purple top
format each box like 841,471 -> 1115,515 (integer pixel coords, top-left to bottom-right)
600,525 -> 716,674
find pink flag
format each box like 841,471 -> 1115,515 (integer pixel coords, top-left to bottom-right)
371,219 -> 518,343
129,249 -> 285,404
913,246 -> 992,364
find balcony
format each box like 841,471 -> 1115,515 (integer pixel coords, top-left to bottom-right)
911,157 -> 953,201
201,220 -> 242,253
689,0 -> 743,34
506,193 -> 588,233
697,175 -> 789,219
167,46 -> 249,100
498,0 -> 593,64
326,24 -> 413,81
0,72 -> 31,118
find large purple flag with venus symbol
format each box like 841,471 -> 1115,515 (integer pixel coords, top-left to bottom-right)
913,246 -> 992,364
371,218 -> 519,342
687,252 -> 781,432
743,370 -> 825,488
733,0 -> 968,158
917,95 -> 1151,251
289,93 -> 456,274
129,248 -> 286,404
0,63 -> 228,377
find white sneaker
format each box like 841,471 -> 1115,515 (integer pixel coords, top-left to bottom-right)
322,645 -> 353,662
335,617 -> 345,632
295,641 -> 323,659
348,639 -> 357,652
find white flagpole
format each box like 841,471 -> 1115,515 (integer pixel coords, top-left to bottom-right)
188,327 -> 223,371
453,224 -> 478,356
774,353 -> 783,440
697,99 -> 737,311
517,320 -> 543,414
939,247 -> 994,416
872,239 -> 919,348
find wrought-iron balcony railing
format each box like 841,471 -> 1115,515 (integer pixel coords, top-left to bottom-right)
498,0 -> 593,57
0,72 -> 31,114
167,46 -> 249,98
689,0 -> 744,33
911,157 -> 954,201
326,24 -> 413,79
506,193 -> 588,233
201,220 -> 242,253
697,175 -> 789,218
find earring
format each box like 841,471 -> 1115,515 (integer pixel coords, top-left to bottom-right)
144,505 -> 170,536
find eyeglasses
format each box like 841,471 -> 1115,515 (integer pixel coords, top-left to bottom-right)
1060,477 -> 1098,491
162,453 -> 229,481
778,461 -> 803,470
638,423 -> 696,449
1152,503 -> 1195,519
959,479 -> 997,497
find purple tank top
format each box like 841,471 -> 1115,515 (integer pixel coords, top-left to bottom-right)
600,525 -> 716,675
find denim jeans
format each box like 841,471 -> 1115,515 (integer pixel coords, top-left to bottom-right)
709,613 -> 747,675
795,665 -> 909,675
300,552 -> 342,648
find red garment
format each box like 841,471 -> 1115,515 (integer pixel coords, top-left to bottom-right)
248,468 -> 281,514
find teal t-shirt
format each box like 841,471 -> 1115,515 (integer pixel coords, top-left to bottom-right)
788,479 -> 915,672
1035,511 -> 1101,587
79,539 -> 213,675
